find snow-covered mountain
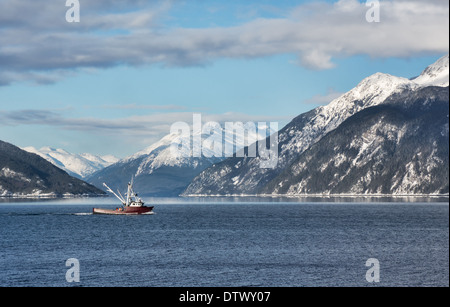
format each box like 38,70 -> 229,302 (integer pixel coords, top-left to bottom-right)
87,122 -> 272,196
1,140 -> 105,198
184,54 -> 449,196
22,146 -> 119,179
262,86 -> 449,195
412,54 -> 449,87
120,130 -> 217,175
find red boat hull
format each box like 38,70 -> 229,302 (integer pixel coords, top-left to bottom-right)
93,206 -> 154,215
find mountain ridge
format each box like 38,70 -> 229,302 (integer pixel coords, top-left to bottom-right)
87,123 -> 270,196
183,54 -> 449,196
22,146 -> 119,179
0,140 -> 105,198
262,86 -> 449,196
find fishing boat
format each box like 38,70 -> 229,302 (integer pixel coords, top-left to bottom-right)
93,178 -> 154,215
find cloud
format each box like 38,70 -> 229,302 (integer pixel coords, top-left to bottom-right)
0,0 -> 448,85
304,88 -> 345,106
0,108 -> 286,149
98,104 -> 187,111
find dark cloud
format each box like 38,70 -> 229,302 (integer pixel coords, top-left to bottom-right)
0,108 -> 286,150
0,108 -> 284,132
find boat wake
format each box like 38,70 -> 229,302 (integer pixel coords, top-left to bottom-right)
1,212 -> 93,217
141,211 -> 155,215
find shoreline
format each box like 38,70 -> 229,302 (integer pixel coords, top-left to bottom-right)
0,193 -> 106,200
182,193 -> 449,198
2,193 -> 448,201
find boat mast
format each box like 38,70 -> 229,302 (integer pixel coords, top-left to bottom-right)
126,176 -> 134,206
126,182 -> 132,206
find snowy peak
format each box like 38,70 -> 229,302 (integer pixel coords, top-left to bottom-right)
356,72 -> 415,92
328,54 -> 449,115
412,54 -> 449,87
1,140 -> 105,198
328,73 -> 415,110
121,122 -> 272,177
123,132 -> 180,163
119,132 -> 198,177
312,55 -> 449,135
22,146 -> 119,179
86,120 -> 276,196
280,73 -> 416,161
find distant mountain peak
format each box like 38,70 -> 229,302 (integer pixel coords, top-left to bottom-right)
22,146 -> 118,179
122,132 -> 180,163
328,72 -> 415,108
87,120 -> 273,196
1,140 -> 104,198
412,54 -> 449,87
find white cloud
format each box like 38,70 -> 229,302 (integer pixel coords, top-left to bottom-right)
304,88 -> 345,106
98,104 -> 186,111
0,0 -> 448,85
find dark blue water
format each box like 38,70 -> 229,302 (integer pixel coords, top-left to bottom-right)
0,198 -> 448,287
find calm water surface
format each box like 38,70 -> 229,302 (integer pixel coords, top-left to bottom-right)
0,197 -> 448,287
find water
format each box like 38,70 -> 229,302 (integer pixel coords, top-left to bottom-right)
0,197 -> 448,287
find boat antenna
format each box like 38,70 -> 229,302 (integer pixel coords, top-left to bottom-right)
126,177 -> 134,207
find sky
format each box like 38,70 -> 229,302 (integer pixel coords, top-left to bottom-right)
0,0 -> 448,158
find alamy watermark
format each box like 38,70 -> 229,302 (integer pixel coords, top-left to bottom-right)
365,258 -> 380,283
66,0 -> 380,24
66,0 -> 80,23
65,258 -> 80,283
366,0 -> 380,23
170,114 -> 279,169
63,257 -> 380,284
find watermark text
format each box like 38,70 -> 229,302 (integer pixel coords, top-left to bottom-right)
170,114 -> 279,169
65,258 -> 80,283
66,0 -> 80,23
365,258 -> 380,283
366,0 -> 380,23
